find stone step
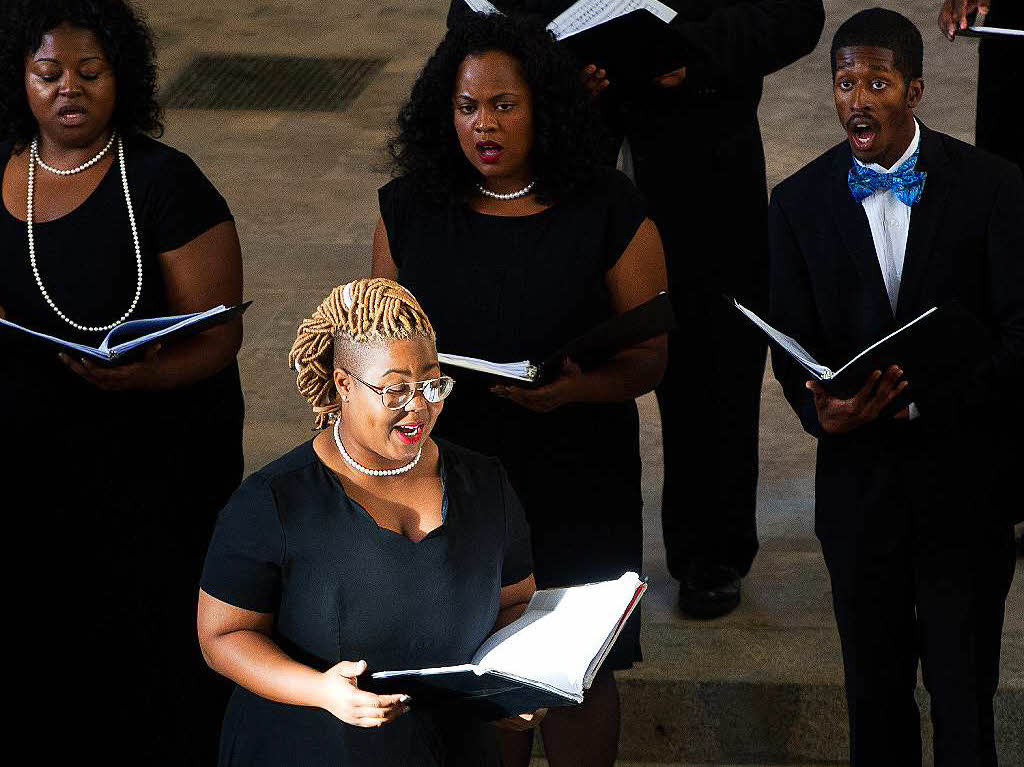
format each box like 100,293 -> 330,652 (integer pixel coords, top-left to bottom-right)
595,537 -> 1024,766
529,762 -> 836,767
584,394 -> 1024,766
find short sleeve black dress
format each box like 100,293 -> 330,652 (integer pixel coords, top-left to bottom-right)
0,134 -> 244,760
379,167 -> 647,669
200,438 -> 533,766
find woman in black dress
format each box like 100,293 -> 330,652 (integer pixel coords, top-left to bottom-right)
0,2 -> 243,760
372,14 -> 668,767
198,279 -> 539,765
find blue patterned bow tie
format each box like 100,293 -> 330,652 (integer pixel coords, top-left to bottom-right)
848,150 -> 927,206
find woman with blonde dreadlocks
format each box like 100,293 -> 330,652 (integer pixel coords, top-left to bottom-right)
197,278 -> 539,766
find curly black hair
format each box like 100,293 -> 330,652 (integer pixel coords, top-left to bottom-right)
388,11 -> 606,205
0,0 -> 162,150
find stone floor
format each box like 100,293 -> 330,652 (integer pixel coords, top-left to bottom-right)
137,0 -> 1022,763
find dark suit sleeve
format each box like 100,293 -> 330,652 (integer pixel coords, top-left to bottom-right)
914,164 -> 1024,425
768,188 -> 825,439
667,0 -> 824,86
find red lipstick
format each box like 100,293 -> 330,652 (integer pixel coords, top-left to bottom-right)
393,422 -> 425,445
476,141 -> 503,164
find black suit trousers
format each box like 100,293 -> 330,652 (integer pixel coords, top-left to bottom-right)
817,431 -> 1016,767
626,97 -> 768,577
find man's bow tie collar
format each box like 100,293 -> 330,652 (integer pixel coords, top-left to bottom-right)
848,150 -> 927,206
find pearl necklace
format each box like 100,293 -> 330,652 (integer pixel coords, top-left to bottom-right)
476,180 -> 535,200
34,132 -> 116,175
333,418 -> 422,477
28,135 -> 143,332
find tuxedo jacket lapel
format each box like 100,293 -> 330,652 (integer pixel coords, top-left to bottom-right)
896,123 -> 953,323
830,146 -> 893,322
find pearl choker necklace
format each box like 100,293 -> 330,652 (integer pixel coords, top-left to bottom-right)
27,134 -> 143,332
476,180 -> 535,200
333,418 -> 422,477
34,132 -> 116,175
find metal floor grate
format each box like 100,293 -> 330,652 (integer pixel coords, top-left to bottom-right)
162,55 -> 386,111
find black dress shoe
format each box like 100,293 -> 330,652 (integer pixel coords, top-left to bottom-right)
678,563 -> 741,618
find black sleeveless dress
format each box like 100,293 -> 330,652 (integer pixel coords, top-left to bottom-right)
379,167 -> 646,669
0,134 -> 243,762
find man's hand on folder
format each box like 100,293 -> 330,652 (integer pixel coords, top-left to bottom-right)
581,63 -> 610,96
806,365 -> 909,434
938,0 -> 990,40
491,357 -> 584,412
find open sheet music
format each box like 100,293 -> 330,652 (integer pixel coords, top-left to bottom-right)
461,0 -> 502,14
547,0 -> 677,41
0,302 -> 250,364
366,573 -> 647,719
437,292 -> 674,385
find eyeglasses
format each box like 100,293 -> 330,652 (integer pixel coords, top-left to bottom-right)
349,372 -> 455,410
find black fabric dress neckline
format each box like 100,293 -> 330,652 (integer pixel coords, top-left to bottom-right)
2,147 -> 118,226
313,438 -> 452,545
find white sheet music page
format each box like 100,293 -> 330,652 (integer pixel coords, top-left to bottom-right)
732,299 -> 832,379
471,573 -> 644,696
547,0 -> 677,41
462,0 -> 503,14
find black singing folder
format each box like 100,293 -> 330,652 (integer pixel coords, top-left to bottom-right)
732,298 -> 992,400
437,291 -> 675,385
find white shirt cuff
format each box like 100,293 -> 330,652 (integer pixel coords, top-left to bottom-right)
908,402 -> 920,420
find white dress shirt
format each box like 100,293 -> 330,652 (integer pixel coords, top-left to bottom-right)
854,119 -> 920,314
853,119 -> 922,419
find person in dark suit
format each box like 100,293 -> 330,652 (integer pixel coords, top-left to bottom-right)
447,0 -> 826,618
939,0 -> 1024,172
938,0 -> 1024,552
768,9 -> 1023,766
622,0 -> 825,618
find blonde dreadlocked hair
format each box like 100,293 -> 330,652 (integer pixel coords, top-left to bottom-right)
288,278 -> 436,429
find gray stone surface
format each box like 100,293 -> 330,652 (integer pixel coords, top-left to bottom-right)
136,1 -> 1023,763
530,762 -> 840,767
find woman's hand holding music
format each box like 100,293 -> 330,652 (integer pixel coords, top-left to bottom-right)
491,358 -> 584,413
494,708 -> 548,731
59,345 -> 163,391
317,660 -> 410,728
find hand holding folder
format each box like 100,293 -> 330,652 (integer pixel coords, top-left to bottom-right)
805,364 -> 911,435
0,302 -> 251,365
438,292 -> 675,386
732,297 -> 993,431
551,2 -> 686,87
455,0 -> 685,87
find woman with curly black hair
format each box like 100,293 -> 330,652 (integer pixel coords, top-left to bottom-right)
1,1 -> 243,761
373,12 -> 668,767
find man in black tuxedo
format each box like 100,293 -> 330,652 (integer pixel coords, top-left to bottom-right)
448,0 -> 826,618
768,9 -> 1022,766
